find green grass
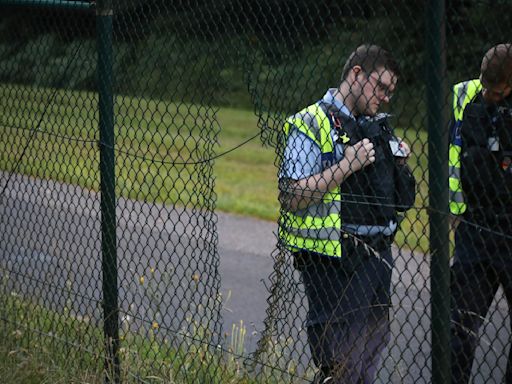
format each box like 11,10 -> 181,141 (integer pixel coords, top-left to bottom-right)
0,294 -> 104,384
0,84 -> 279,219
393,127 -> 429,254
0,83 -> 430,252
0,287 -> 311,384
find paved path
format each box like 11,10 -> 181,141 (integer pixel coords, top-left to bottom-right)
0,173 -> 509,383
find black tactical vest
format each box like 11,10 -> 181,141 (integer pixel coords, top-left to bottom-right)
339,114 -> 398,226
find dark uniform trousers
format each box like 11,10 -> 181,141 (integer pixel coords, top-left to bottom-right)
295,240 -> 392,384
451,221 -> 512,384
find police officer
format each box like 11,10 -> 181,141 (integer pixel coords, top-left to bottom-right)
279,44 -> 415,383
449,43 -> 512,383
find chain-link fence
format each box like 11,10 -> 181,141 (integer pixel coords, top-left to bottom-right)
0,1 -> 511,383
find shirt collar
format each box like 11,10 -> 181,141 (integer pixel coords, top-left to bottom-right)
322,88 -> 354,119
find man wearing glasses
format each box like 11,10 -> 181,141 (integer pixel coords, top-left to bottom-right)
449,43 -> 512,383
279,44 -> 415,383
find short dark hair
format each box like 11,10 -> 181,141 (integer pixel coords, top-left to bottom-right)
341,44 -> 400,80
481,43 -> 512,87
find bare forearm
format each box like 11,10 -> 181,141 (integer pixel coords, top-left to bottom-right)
280,139 -> 375,212
281,157 -> 358,211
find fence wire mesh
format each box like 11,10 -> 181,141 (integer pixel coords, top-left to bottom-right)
0,1 -> 511,383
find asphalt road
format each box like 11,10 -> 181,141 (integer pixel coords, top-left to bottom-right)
0,173 -> 509,383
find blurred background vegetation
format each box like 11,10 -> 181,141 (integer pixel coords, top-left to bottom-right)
1,0 -> 510,129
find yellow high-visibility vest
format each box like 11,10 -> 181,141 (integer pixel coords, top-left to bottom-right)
449,79 -> 482,215
280,103 -> 343,257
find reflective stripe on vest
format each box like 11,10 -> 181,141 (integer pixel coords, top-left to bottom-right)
449,79 -> 482,215
280,103 -> 343,257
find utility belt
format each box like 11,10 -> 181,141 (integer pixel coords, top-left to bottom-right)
343,219 -> 398,251
353,232 -> 395,252
293,231 -> 394,274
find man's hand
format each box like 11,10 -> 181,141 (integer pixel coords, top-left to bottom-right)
281,139 -> 375,212
344,138 -> 376,172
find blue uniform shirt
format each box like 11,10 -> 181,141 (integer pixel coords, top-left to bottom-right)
281,88 -> 353,180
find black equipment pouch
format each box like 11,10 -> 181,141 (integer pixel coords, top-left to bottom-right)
462,102 -> 495,148
340,233 -> 377,273
395,164 -> 416,210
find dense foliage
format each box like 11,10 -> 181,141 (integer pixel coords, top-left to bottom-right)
0,0 -> 510,123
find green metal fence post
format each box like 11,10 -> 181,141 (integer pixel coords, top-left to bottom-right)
97,0 -> 120,382
0,0 -> 92,9
426,1 -> 450,383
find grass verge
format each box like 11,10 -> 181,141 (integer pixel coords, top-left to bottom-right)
0,83 -> 430,252
0,292 -> 310,383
